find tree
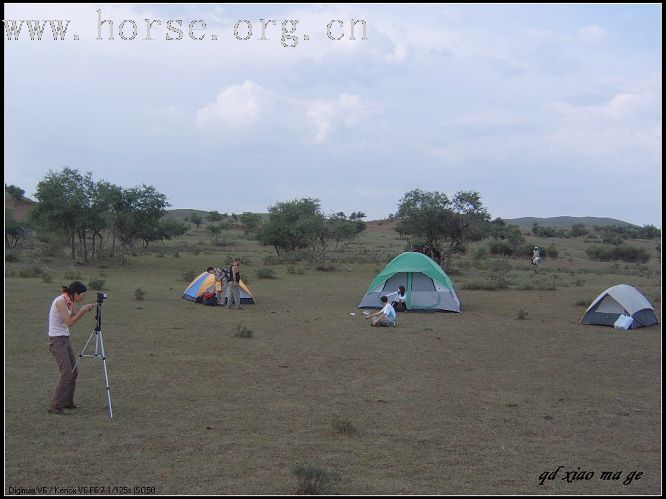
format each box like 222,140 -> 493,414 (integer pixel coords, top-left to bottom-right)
239,212 -> 263,236
29,167 -> 91,260
206,210 -> 223,222
5,184 -> 25,202
5,207 -> 31,248
257,198 -> 323,255
570,223 -> 589,237
488,217 -> 525,246
190,212 -> 203,231
113,185 -> 170,264
395,189 -> 490,265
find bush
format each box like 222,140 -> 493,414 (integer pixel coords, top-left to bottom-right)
256,268 -> 276,279
287,266 -> 305,275
135,288 -> 145,300
331,414 -> 358,436
292,465 -> 336,495
181,270 -> 196,282
459,276 -> 508,290
88,279 -> 106,290
5,252 -> 20,263
263,255 -> 281,266
64,270 -> 81,280
472,246 -> 488,261
516,309 -> 528,320
488,240 -> 514,256
585,244 -> 650,263
235,324 -> 253,338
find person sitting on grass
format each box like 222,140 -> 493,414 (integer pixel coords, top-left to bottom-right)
364,296 -> 397,327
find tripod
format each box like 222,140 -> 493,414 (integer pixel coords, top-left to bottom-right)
74,300 -> 113,418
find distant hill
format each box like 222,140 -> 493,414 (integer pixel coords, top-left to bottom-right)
5,191 -> 35,222
165,209 -> 210,222
165,209 -> 269,223
504,216 -> 636,230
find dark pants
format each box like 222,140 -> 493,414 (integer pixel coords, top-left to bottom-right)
48,336 -> 78,410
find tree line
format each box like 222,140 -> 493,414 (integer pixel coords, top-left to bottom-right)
6,167 -> 660,266
19,168 -> 185,264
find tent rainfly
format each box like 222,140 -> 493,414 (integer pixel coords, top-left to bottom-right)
580,284 -> 658,328
358,252 -> 461,312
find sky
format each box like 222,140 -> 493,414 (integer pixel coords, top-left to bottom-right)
4,3 -> 662,227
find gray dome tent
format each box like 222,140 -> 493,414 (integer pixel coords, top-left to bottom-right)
580,284 -> 658,328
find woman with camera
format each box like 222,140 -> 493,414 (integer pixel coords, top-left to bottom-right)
47,281 -> 95,414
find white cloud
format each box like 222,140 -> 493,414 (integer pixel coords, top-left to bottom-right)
577,25 -> 608,43
306,94 -> 376,143
196,80 -> 269,128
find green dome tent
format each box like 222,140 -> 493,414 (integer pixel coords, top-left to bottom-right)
358,252 -> 462,312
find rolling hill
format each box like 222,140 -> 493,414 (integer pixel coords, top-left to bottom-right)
503,216 -> 636,230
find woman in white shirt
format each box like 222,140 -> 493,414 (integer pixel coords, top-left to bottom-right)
47,281 -> 95,414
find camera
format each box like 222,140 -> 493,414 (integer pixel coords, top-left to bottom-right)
97,291 -> 108,304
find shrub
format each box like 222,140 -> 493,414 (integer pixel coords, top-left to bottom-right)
41,273 -> 53,283
292,464 -> 336,495
181,270 -> 196,282
459,277 -> 507,290
331,414 -> 358,436
516,309 -> 528,320
88,279 -> 106,290
64,270 -> 81,280
263,255 -> 281,266
472,246 -> 488,261
488,240 -> 514,256
544,244 -> 559,259
135,288 -> 145,300
256,268 -> 276,279
585,244 -> 650,263
5,252 -> 20,263
287,266 -> 305,275
235,324 -> 253,338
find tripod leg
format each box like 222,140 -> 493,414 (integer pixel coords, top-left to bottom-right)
97,330 -> 113,418
74,329 -> 97,371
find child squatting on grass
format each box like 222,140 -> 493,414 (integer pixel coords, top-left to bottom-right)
365,295 -> 397,327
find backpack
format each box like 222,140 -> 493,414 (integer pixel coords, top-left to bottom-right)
202,292 -> 217,306
222,267 -> 232,282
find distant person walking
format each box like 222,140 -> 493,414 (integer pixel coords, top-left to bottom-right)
532,246 -> 542,272
225,258 -> 242,309
47,281 -> 95,414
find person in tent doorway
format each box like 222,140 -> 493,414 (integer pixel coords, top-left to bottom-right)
365,296 -> 397,327
532,246 -> 542,272
47,281 -> 96,414
388,285 -> 407,312
225,258 -> 242,310
207,266 -> 226,305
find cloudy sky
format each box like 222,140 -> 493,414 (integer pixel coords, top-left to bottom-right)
4,3 -> 662,226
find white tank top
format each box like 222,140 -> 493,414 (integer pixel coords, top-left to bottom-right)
48,295 -> 70,337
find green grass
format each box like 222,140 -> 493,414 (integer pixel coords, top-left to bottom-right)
4,225 -> 662,494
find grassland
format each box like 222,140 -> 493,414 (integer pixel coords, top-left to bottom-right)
4,222 -> 661,494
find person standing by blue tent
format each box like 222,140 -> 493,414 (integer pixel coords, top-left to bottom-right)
225,258 -> 243,310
